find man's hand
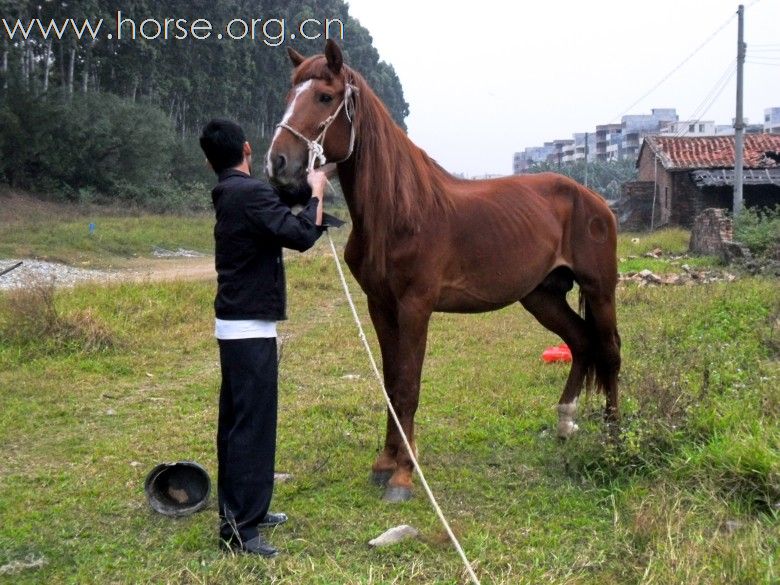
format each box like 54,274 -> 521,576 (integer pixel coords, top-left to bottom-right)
306,169 -> 327,227
307,169 -> 329,199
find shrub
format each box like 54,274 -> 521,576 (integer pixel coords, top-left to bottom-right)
0,88 -> 178,207
733,204 -> 780,258
0,277 -> 115,354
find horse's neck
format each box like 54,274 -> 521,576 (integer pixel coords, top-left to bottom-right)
336,157 -> 362,226
337,130 -> 437,222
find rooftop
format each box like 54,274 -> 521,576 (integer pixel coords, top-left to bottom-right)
642,134 -> 780,170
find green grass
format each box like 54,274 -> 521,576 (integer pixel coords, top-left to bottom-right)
0,204 -> 777,582
1,228 -> 779,583
617,228 -> 719,274
0,212 -> 215,267
0,191 -> 352,267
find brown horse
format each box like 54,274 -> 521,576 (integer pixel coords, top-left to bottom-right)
267,41 -> 621,502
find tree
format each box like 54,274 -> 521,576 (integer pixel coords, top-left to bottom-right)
0,0 -> 411,208
526,159 -> 637,200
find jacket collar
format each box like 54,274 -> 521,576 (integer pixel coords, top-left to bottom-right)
217,168 -> 250,182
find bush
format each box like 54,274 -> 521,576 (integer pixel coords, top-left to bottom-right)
0,88 -> 186,209
733,204 -> 780,258
0,277 -> 115,354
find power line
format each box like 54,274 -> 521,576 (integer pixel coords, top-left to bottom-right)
674,60 -> 737,137
611,11 -> 737,123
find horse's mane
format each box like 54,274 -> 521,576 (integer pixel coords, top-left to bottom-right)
294,57 -> 456,275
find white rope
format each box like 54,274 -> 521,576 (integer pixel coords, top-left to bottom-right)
325,231 -> 481,585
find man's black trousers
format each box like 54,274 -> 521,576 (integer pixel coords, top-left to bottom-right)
217,337 -> 278,543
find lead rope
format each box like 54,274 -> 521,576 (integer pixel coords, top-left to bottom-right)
325,229 -> 482,585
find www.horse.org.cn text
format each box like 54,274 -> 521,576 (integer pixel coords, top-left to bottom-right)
1,13 -> 346,47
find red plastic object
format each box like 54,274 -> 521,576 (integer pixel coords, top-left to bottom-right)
542,343 -> 572,363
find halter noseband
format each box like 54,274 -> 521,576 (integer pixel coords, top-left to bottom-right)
276,82 -> 358,173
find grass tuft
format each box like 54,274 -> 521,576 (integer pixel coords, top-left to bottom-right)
0,276 -> 115,354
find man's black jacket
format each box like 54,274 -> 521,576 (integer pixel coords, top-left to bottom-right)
211,169 -> 322,321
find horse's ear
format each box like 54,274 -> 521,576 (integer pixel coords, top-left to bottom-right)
288,47 -> 306,67
324,39 -> 343,74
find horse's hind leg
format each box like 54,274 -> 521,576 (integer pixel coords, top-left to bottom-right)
580,290 -> 621,422
521,281 -> 591,438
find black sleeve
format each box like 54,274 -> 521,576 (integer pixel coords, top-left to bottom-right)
278,183 -> 314,208
244,184 -> 323,252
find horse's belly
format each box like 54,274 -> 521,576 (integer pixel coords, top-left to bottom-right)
434,280 -> 535,313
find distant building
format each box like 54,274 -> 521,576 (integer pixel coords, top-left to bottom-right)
713,119 -> 766,136
658,120 -> 716,136
618,108 -> 678,160
545,139 -> 574,166
596,124 -> 622,161
513,142 -> 557,173
765,107 -> 780,134
470,173 -> 505,181
515,108 -> 681,173
514,106 -> 780,173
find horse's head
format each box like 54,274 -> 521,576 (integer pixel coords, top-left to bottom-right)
266,40 -> 357,189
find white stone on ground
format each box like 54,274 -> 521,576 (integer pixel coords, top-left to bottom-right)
368,525 -> 419,547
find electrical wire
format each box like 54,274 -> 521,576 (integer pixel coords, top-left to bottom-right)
746,61 -> 780,67
673,60 -> 737,137
611,11 -> 737,123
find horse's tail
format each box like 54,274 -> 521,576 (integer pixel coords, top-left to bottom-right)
570,178 -> 620,397
578,291 -> 605,395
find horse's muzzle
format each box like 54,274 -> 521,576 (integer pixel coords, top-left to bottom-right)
266,150 -> 307,189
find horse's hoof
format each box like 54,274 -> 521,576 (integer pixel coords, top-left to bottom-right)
371,470 -> 393,487
557,420 -> 579,439
557,402 -> 579,439
382,485 -> 413,503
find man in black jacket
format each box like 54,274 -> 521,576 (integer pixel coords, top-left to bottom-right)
200,119 -> 327,557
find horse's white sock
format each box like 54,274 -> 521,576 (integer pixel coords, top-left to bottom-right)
557,401 -> 579,438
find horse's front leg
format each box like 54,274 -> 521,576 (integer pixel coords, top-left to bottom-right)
381,298 -> 432,503
366,297 -> 401,487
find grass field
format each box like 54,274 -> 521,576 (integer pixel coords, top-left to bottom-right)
0,200 -> 778,584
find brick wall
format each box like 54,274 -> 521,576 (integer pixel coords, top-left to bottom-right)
616,181 -> 656,231
670,172 -> 701,227
689,207 -> 733,255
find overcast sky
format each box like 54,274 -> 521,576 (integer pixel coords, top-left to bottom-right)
344,0 -> 780,176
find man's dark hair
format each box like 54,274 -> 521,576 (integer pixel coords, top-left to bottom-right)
199,119 -> 246,173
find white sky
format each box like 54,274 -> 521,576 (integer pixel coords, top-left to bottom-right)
344,0 -> 780,176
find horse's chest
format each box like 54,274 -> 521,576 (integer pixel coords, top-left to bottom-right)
344,237 -> 374,290
344,237 -> 393,298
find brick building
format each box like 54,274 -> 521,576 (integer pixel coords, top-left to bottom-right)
616,134 -> 780,230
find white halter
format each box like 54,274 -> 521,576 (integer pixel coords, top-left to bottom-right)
276,82 -> 358,173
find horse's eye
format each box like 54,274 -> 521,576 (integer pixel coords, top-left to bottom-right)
319,94 -> 333,104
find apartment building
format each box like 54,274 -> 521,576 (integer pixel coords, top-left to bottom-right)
765,107 -> 780,134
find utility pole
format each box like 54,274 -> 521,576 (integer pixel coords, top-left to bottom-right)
734,4 -> 746,215
584,132 -> 589,188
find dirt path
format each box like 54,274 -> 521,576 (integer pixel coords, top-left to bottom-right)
118,256 -> 216,283
0,256 -> 216,289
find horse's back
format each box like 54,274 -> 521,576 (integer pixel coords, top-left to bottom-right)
440,172 -> 617,294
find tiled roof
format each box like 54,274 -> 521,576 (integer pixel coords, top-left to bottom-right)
643,134 -> 780,170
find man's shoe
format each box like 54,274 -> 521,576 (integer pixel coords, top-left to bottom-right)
221,534 -> 278,557
258,512 -> 288,528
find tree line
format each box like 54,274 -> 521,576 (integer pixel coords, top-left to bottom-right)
0,0 -> 409,210
526,159 -> 637,200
